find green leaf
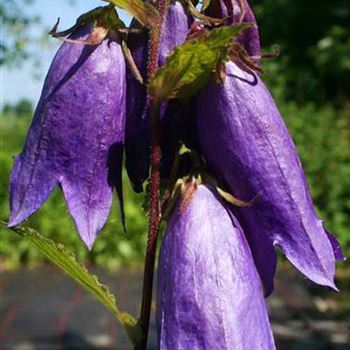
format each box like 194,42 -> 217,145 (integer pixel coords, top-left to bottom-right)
107,0 -> 158,28
0,221 -> 143,346
148,24 -> 251,102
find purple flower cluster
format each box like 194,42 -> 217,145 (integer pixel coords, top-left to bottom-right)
9,1 -> 344,348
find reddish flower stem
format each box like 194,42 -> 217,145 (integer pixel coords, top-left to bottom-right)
138,1 -> 170,349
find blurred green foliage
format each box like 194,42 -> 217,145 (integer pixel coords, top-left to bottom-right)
2,98 -> 33,117
0,0 -> 39,66
0,0 -> 76,68
255,0 -> 350,105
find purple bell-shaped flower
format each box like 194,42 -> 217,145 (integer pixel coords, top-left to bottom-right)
9,14 -> 126,249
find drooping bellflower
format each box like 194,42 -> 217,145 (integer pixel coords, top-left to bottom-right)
157,185 -> 276,349
196,61 -> 343,295
8,18 -> 126,249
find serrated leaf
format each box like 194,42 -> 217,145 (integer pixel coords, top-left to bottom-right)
0,221 -> 143,346
107,0 -> 158,28
148,24 -> 251,102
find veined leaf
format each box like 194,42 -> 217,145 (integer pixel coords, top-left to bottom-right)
148,24 -> 251,102
0,221 -> 143,346
107,0 -> 158,28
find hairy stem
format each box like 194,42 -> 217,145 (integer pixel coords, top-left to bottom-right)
138,1 -> 170,348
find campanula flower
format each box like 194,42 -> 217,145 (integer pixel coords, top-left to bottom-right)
157,185 -> 276,349
196,61 -> 344,295
8,19 -> 126,249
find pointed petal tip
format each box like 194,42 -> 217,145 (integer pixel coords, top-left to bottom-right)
78,223 -> 99,250
307,272 -> 338,292
73,215 -> 105,251
82,237 -> 95,251
322,278 -> 338,292
60,181 -> 112,251
282,247 -> 338,292
77,224 -> 99,251
333,284 -> 340,293
8,211 -> 26,228
6,221 -> 14,229
7,218 -> 17,228
263,283 -> 274,298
